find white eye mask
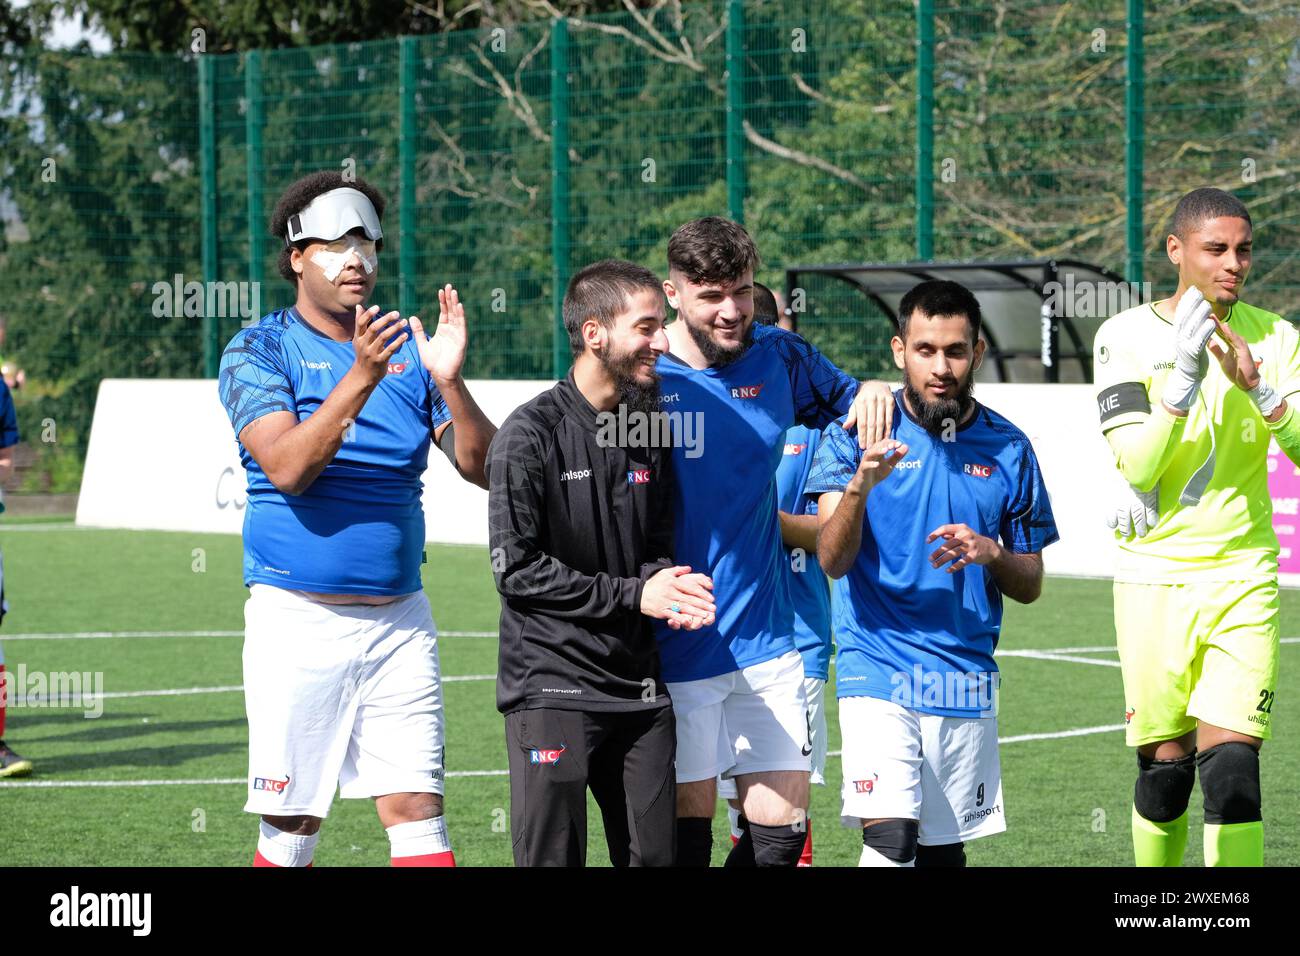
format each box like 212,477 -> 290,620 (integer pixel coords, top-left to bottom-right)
311,236 -> 377,282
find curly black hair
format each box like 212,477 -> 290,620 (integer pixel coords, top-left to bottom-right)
269,171 -> 387,284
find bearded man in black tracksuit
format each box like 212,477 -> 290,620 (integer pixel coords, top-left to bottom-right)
487,259 -> 717,867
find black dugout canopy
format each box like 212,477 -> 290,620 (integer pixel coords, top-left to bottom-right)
784,259 -> 1143,385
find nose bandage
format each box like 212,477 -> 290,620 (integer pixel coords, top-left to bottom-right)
311,236 -> 377,282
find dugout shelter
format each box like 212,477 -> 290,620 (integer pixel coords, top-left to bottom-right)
784,259 -> 1140,385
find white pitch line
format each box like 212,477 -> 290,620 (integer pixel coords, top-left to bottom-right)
1011,644 -> 1119,654
998,723 -> 1124,744
1008,637 -> 1300,655
0,768 -> 511,789
20,685 -> 243,704
2,630 -> 244,640
17,674 -> 498,704
0,778 -> 245,788
0,629 -> 497,641
828,722 -> 1125,755
0,724 -> 1141,790
11,630 -> 1295,647
0,522 -> 84,531
1000,636 -> 1300,666
999,649 -> 1122,668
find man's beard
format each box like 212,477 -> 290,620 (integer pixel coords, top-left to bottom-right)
904,373 -> 976,435
601,344 -> 661,416
686,316 -> 754,369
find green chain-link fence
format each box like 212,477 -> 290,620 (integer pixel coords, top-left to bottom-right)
2,0 -> 1298,491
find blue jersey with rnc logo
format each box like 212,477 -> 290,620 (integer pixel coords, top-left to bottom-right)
776,424 -> 833,681
653,324 -> 858,683
804,390 -> 1058,716
217,307 -> 450,595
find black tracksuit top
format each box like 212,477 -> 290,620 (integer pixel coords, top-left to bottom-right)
486,373 -> 675,715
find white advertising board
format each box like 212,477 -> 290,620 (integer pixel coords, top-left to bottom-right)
81,379 -> 1255,583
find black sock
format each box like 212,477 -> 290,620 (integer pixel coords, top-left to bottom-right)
724,815 -> 755,867
675,817 -> 713,867
749,821 -> 807,867
915,841 -> 967,867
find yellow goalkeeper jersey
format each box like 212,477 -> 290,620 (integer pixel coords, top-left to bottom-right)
1093,299 -> 1300,584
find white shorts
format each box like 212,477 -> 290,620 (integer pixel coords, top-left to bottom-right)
717,675 -> 826,800
242,584 -> 445,818
839,695 -> 1004,845
669,650 -> 811,785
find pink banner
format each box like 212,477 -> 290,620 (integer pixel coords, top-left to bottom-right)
1269,440 -> 1300,573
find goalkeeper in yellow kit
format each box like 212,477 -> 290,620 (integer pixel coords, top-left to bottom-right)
1093,187 -> 1297,867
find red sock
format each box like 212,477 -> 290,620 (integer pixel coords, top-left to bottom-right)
391,851 -> 455,867
798,819 -> 813,867
0,663 -> 7,737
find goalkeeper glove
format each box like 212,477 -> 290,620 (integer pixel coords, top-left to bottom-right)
1162,288 -> 1215,413
1107,483 -> 1159,539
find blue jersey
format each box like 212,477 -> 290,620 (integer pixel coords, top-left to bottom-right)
654,324 -> 857,683
776,424 -> 833,681
804,390 -> 1058,716
217,307 -> 450,596
0,379 -> 18,448
0,378 -> 17,515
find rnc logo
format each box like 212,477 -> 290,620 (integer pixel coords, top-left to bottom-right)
530,745 -> 566,765
627,468 -> 652,484
963,463 -> 995,479
853,774 -> 878,794
253,775 -> 291,794
730,384 -> 764,400
783,443 -> 807,456
386,362 -> 407,375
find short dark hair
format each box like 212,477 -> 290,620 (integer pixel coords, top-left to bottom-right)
269,171 -> 387,285
753,282 -> 780,326
563,259 -> 663,357
897,280 -> 982,344
666,216 -> 760,286
1171,187 -> 1251,240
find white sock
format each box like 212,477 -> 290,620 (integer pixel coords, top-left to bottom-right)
258,820 -> 319,867
386,816 -> 451,858
727,806 -> 744,841
859,843 -> 914,867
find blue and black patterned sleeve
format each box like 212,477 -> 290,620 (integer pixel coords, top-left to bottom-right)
1001,439 -> 1060,553
803,418 -> 861,501
218,325 -> 294,437
428,376 -> 452,432
771,329 -> 860,430
0,380 -> 19,448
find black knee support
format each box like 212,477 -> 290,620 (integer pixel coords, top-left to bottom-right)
675,817 -> 713,867
724,815 -> 754,868
1134,750 -> 1197,823
749,821 -> 806,867
862,819 -> 919,864
915,841 -> 966,867
1197,742 -> 1262,825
